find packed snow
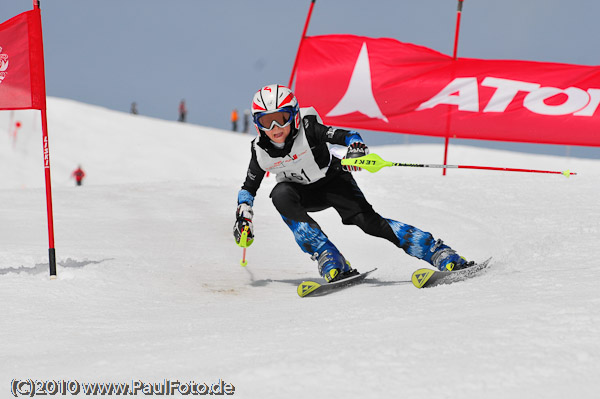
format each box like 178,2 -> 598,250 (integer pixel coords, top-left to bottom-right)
1,98 -> 599,398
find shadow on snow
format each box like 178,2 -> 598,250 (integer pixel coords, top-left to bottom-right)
0,258 -> 114,276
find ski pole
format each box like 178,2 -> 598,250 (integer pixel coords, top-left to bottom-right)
241,247 -> 248,267
238,226 -> 251,267
341,153 -> 576,177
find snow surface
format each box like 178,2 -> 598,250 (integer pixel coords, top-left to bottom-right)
1,98 -> 599,398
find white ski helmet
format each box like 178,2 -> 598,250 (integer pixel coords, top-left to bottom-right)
251,84 -> 301,134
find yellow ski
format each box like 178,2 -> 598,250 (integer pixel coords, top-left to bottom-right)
412,268 -> 436,288
297,269 -> 377,298
412,258 -> 492,289
297,281 -> 321,297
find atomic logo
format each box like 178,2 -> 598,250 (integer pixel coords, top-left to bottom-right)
0,46 -> 9,85
417,76 -> 600,117
327,42 -> 389,122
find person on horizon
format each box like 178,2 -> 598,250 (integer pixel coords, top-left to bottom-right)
233,84 -> 472,283
231,108 -> 239,131
178,99 -> 187,122
243,109 -> 250,133
130,102 -> 138,115
72,165 -> 86,186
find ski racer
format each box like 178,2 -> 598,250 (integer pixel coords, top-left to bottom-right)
234,84 -> 472,283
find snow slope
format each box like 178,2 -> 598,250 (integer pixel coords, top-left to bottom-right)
1,98 -> 599,398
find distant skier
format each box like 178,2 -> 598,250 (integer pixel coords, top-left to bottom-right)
130,102 -> 138,115
178,99 -> 187,122
243,109 -> 250,133
233,84 -> 472,283
72,165 -> 85,186
231,109 -> 239,132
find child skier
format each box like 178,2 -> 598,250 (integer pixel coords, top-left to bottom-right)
234,84 -> 472,283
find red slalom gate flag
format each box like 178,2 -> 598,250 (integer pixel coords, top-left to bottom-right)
1,4 -> 56,279
295,34 -> 600,147
0,8 -> 46,110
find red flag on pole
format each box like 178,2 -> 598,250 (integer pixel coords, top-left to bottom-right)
1,3 -> 56,278
0,8 -> 46,110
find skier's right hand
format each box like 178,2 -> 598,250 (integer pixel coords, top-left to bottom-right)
342,142 -> 369,172
233,203 -> 254,247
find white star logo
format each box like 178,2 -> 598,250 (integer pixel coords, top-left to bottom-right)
0,46 -> 9,85
326,42 -> 389,123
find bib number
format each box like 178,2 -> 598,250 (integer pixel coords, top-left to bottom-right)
282,169 -> 312,183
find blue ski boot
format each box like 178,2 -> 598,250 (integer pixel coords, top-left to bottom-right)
430,240 -> 474,271
312,240 -> 357,283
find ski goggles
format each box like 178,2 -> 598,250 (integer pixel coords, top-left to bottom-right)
253,108 -> 294,131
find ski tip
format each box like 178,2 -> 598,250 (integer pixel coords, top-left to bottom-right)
297,281 -> 321,297
411,268 -> 436,289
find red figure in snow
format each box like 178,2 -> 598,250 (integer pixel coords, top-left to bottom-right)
72,165 -> 85,186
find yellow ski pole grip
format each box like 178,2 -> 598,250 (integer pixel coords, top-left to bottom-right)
238,226 -> 249,247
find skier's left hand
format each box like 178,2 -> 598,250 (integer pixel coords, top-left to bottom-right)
342,142 -> 369,172
233,203 -> 254,247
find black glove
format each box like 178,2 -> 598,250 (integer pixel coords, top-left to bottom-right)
233,203 -> 254,247
342,142 -> 369,172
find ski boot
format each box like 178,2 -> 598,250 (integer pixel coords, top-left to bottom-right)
443,256 -> 474,271
430,240 -> 474,271
312,240 -> 358,283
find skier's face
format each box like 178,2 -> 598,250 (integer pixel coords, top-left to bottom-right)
264,124 -> 291,144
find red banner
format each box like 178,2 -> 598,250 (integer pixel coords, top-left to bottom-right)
0,9 -> 46,110
295,34 -> 600,146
